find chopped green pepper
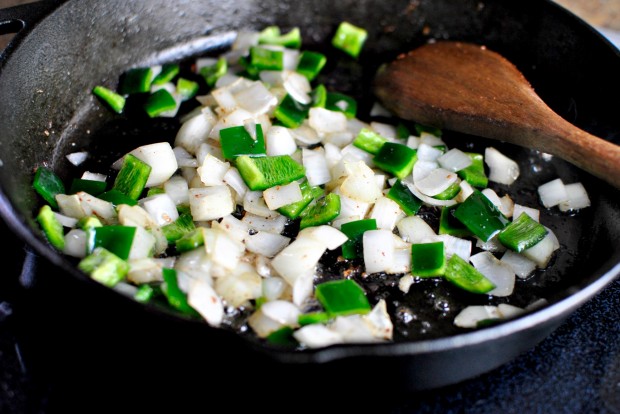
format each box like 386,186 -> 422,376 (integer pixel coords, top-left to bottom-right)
296,51 -> 327,81
97,189 -> 139,206
411,242 -> 446,277
119,67 -> 154,95
70,178 -> 107,196
144,89 -> 177,118
386,180 -> 422,215
88,225 -> 136,261
249,46 -> 284,71
266,326 -> 298,346
220,124 -> 266,160
277,181 -> 324,219
199,57 -> 227,87
457,152 -> 488,188
32,166 -> 65,210
152,63 -> 180,85
498,213 -> 548,253
315,279 -> 371,316
235,155 -> 306,191
162,268 -> 197,316
92,85 -> 126,114
396,122 -> 411,139
112,154 -> 152,200
311,84 -> 327,108
176,77 -> 199,100
36,205 -> 65,250
453,189 -> 509,242
414,123 -> 442,137
373,142 -> 417,179
134,284 -> 156,303
325,92 -> 357,119
299,193 -> 341,230
433,180 -> 461,201
78,247 -> 129,287
443,254 -> 495,294
298,311 -> 332,326
78,215 -> 103,230
274,94 -> 310,128
162,213 -> 196,243
353,128 -> 387,155
340,218 -> 377,259
174,227 -> 204,253
258,26 -> 302,49
439,205 -> 472,237
331,21 -> 367,58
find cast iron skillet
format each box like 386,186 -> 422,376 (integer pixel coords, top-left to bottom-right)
0,0 -> 619,392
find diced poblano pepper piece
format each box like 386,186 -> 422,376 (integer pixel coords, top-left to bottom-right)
220,124 -> 266,160
433,180 -> 462,201
162,213 -> 196,243
457,152 -> 488,188
113,154 -> 152,200
175,227 -> 205,253
386,180 -> 422,216
331,21 -> 367,58
411,242 -> 446,277
162,268 -> 198,316
144,88 -> 178,118
340,218 -> 377,259
315,279 -> 371,316
78,216 -> 103,230
176,77 -> 199,100
97,189 -> 139,206
78,246 -> 129,287
325,92 -> 357,119
32,166 -> 66,210
70,178 -> 107,196
296,51 -> 327,81
200,57 -> 227,87
249,46 -> 284,71
373,142 -> 417,179
298,311 -> 332,326
266,326 -> 298,346
498,213 -> 548,253
235,155 -> 306,191
311,84 -> 327,108
277,181 -> 324,219
152,63 -> 180,85
119,67 -> 154,95
258,26 -> 302,49
36,205 -> 65,250
92,85 -> 126,114
443,254 -> 495,294
88,225 -> 136,261
274,94 -> 310,128
299,193 -> 341,230
453,189 -> 510,242
353,128 -> 387,155
134,284 -> 156,303
439,205 -> 471,237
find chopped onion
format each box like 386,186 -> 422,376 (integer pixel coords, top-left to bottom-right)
303,147 -> 331,186
140,193 -> 179,226
475,234 -> 507,253
415,168 -> 458,197
322,131 -> 354,148
189,186 -> 235,222
559,182 -> 590,211
293,324 -> 343,348
522,231 -> 559,268
497,303 -> 525,319
163,175 -> 190,206
481,188 -> 511,217
513,204 -> 540,222
455,180 -> 475,202
271,237 -> 326,286
204,227 -> 246,272
283,71 -> 312,104
435,234 -> 472,262
223,167 -> 249,201
369,196 -> 405,231
485,147 -> 520,185
243,191 -> 279,218
470,251 -> 515,297
370,121 -> 397,139
196,141 -> 224,165
54,211 -> 78,228
398,274 -> 415,293
500,250 -> 537,279
363,229 -> 395,274
128,226 -> 156,260
298,225 -> 348,250
127,257 -> 171,284
290,121 -> 321,145
129,142 -> 179,187
197,151 -> 230,186
234,81 -> 278,115
419,132 -> 445,146
413,160 -> 439,183
263,181 -> 303,210
216,214 -> 249,244
538,178 -> 568,208
208,108 -> 253,140
339,160 -> 382,203
245,231 -> 290,258
406,135 -> 420,149
173,146 -> 198,168
241,212 -> 287,233
292,271 -> 314,306
437,148 -> 472,172
262,277 -> 286,301
403,181 -> 458,207
396,215 -> 436,244
454,305 -> 501,328
385,247 -> 411,274
63,229 -> 87,258
214,264 -> 262,307
175,108 -> 217,154
76,192 -> 117,223
416,143 -> 444,162
66,151 -> 88,166
188,278 -> 224,327
308,107 -> 348,134
81,171 -> 107,182
265,126 -> 297,156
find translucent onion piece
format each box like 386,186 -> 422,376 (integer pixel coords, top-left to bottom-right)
303,147 -> 331,186
234,81 -> 278,115
416,143 -> 444,161
437,148 -> 472,172
265,126 -> 297,156
396,215 -> 436,244
262,277 -> 286,301
129,142 -> 179,187
163,175 -> 190,206
537,178 -> 568,208
241,212 -> 287,234
370,121 -> 397,139
214,266 -> 262,307
512,204 -> 540,222
559,182 -> 590,211
363,229 -> 395,274
174,108 -> 217,155
298,225 -> 348,250
189,186 -> 235,222
271,237 -> 326,286
485,147 -> 520,185
63,229 -> 87,258
415,168 -> 458,197
308,107 -> 348,134
263,181 -> 303,210
81,171 -> 107,182
140,193 -> 179,226
244,231 -> 291,258
66,151 -> 88,166
435,234 -> 472,262
173,146 -> 198,168
370,196 -> 405,231
454,306 -> 501,328
53,211 -> 78,228
470,251 -> 515,297
188,278 -> 224,327
500,250 -> 537,279
293,324 -> 344,348
403,181 -> 457,207
261,300 -> 301,326
283,71 -> 312,104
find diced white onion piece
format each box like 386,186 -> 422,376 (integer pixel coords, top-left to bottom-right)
454,305 -> 501,328
481,188 -> 511,216
172,146 -> 198,168
323,142 -> 343,169
290,122 -> 321,145
369,102 -> 392,117
308,107 -> 348,134
128,142 -> 178,187
127,257 -> 171,284
475,234 -> 507,253
209,108 -> 253,140
396,215 -> 436,244
263,182 -> 303,210
234,81 -> 278,115
175,108 -> 217,154
293,324 -> 344,348
63,229 -> 87,258
216,215 -> 249,244
341,143 -> 375,167
340,160 -> 382,203
415,168 -> 458,197
419,132 -> 445,146
265,126 -> 297,156
81,171 -> 107,182
406,135 -> 420,149
399,274 -> 415,293
223,167 -> 249,201
292,271 -> 314,307
365,300 -> 394,340
197,154 -> 230,187
370,196 -> 405,231
212,87 -> 238,112
363,229 -> 395,274
331,215 -> 362,230
54,212 -> 78,228
245,231 -> 291,258
323,131 -> 354,148
248,307 -> 284,338
174,248 -> 213,285
513,204 -> 540,222
437,148 -> 472,172
214,265 -> 262,307
189,186 -> 235,221
501,250 -> 537,279
259,70 -> 284,86
413,160 -> 439,183
76,192 -> 117,223
128,226 -> 156,260
272,237 -> 326,286
283,71 -> 311,104
140,193 -> 179,226
406,181 -> 459,207
66,151 -> 88,166
559,182 -> 590,211
370,122 -> 397,139
485,147 -> 520,185
346,117 -> 369,136
163,175 -> 189,206
416,143 -> 444,161
56,194 -> 86,220
526,298 -> 548,311
456,180 -> 475,202
538,178 -> 568,208
385,248 -> 411,274
195,141 -> 224,165
231,30 -> 259,52
298,225 -> 348,250
262,277 -> 286,301
203,228 -> 245,272
500,194 -> 514,218
303,147 -> 331,186
522,231 -> 559,268
241,213 -> 287,234
333,190 -> 371,220
497,303 -> 525,319
261,300 -> 301,326
470,251 -> 515,297
188,278 -> 224,327
436,234 -> 472,262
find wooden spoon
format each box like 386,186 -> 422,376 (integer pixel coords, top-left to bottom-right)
373,41 -> 620,188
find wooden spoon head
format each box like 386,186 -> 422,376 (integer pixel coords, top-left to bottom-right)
372,41 -> 551,142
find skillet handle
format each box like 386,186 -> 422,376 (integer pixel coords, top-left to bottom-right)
0,1 -> 62,47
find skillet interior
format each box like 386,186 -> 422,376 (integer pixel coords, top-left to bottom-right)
0,0 -> 619,391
